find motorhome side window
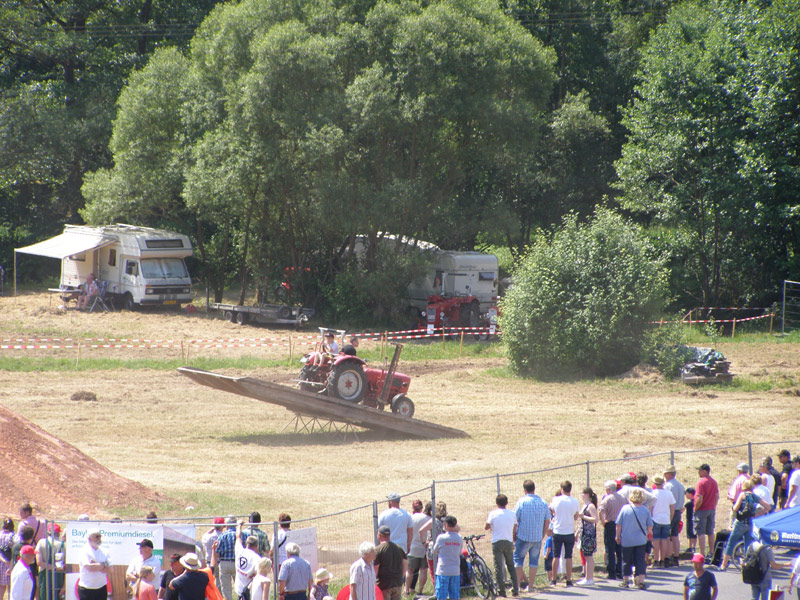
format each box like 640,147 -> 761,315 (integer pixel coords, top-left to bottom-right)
108,249 -> 116,267
125,261 -> 139,276
479,272 -> 495,280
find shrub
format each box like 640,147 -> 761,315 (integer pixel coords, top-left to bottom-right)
500,209 -> 669,378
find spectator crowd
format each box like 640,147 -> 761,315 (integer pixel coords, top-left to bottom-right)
4,450 -> 800,600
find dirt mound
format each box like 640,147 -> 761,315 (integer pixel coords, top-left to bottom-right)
0,403 -> 164,516
614,364 -> 665,384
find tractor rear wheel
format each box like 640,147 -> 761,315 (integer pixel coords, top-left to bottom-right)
391,395 -> 415,418
327,362 -> 367,403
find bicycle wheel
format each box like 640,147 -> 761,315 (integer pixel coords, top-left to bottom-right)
471,555 -> 496,600
731,540 -> 746,569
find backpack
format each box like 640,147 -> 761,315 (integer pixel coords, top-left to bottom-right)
741,544 -> 767,584
736,493 -> 757,520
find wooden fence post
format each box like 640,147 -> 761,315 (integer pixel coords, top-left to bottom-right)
288,334 -> 294,366
731,318 -> 737,338
459,331 -> 464,357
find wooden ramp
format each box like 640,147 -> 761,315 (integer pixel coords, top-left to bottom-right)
178,366 -> 469,440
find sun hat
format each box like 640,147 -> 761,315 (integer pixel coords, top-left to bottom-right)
180,553 -> 201,571
314,568 -> 333,583
653,476 -> 665,485
664,465 -> 677,474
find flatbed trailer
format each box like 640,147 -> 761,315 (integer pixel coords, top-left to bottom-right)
178,366 -> 468,439
209,302 -> 314,326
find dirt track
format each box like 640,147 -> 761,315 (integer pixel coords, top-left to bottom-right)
1,291 -> 799,520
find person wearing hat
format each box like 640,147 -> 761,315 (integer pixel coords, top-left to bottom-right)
374,525 -> 407,600
277,543 -> 312,600
169,554 -> 209,600
663,465 -> 685,568
77,530 -> 110,600
201,518 -> 224,581
378,493 -> 413,554
787,456 -> 800,509
728,462 -> 752,510
311,333 -> 339,368
310,568 -> 332,600
159,554 -> 184,600
683,553 -> 717,600
432,516 -> 463,600
693,464 -> 719,559
650,476 -> 676,569
35,523 -> 65,600
126,539 -> 162,595
10,545 -> 36,600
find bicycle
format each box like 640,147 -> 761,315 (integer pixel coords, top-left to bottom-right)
462,534 -> 496,600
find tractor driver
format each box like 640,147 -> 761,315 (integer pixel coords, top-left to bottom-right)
342,336 -> 359,356
312,332 -> 339,367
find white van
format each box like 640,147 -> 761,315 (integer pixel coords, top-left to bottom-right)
27,224 -> 193,309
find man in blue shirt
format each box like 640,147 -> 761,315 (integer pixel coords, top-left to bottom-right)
278,543 -> 312,600
512,480 -> 550,590
214,517 -> 238,600
378,493 -> 413,553
683,553 -> 717,600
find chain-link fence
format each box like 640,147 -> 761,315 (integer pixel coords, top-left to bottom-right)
39,439 -> 800,600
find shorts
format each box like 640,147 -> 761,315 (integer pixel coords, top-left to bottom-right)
513,539 -> 542,568
694,509 -> 716,536
652,523 -> 671,540
544,556 -> 553,572
408,556 -> 428,571
551,533 -> 575,560
435,574 -> 460,600
669,511 -> 682,537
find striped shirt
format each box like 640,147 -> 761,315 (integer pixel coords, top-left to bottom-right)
349,558 -> 375,600
513,494 -> 550,542
216,529 -> 237,561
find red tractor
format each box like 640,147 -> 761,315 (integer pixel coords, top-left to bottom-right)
298,343 -> 416,418
416,294 -> 481,330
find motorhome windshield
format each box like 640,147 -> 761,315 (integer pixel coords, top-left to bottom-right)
141,258 -> 188,279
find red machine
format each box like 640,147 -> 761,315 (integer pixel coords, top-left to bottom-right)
298,343 -> 415,418
418,294 -> 481,329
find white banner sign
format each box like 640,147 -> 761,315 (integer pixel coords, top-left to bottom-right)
286,527 -> 318,573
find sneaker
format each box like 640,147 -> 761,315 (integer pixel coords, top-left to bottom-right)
565,580 -> 573,587
618,581 -> 629,588
575,579 -> 594,586
636,582 -> 647,590
550,580 -> 557,586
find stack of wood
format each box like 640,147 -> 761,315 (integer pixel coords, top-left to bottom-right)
681,357 -> 734,385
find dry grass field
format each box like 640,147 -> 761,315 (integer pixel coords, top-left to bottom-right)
1,290 -> 799,526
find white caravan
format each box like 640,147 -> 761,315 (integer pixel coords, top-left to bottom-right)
17,224 -> 193,309
407,250 -> 499,312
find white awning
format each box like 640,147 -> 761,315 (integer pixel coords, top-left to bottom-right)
15,231 -> 115,259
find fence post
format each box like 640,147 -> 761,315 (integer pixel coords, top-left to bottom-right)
496,474 -> 501,495
431,480 -> 439,541
373,500 -> 380,543
586,461 -> 591,488
272,521 -> 279,600
748,442 -> 753,475
670,450 -> 675,467
731,317 -> 737,338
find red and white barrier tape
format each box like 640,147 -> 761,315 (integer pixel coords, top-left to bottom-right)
651,313 -> 773,325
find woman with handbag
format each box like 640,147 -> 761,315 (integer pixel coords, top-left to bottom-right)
576,488 -> 598,586
720,479 -> 771,571
615,489 -> 654,590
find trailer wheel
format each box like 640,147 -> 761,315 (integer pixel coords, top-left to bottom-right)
278,305 -> 292,319
122,293 -> 135,311
224,311 -> 235,322
236,311 -> 248,325
327,362 -> 366,403
391,395 -> 415,419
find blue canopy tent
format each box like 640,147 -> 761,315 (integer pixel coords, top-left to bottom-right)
754,505 -> 800,548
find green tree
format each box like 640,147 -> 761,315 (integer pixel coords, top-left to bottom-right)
616,0 -> 800,306
499,208 -> 668,378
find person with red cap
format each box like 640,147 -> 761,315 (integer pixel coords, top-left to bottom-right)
10,545 -> 36,600
683,553 -> 717,600
201,518 -> 224,583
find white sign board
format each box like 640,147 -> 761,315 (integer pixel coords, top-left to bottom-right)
66,522 -> 164,566
286,527 -> 318,573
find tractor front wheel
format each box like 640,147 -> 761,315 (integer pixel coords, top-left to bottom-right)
327,362 -> 367,403
391,395 -> 415,419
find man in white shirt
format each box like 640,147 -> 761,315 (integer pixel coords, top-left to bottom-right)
77,530 -> 110,600
10,545 -> 36,600
787,456 -> 800,508
650,476 -> 676,568
549,481 -> 580,587
126,539 -> 162,595
485,494 -> 518,597
349,542 -> 376,600
234,522 -> 261,600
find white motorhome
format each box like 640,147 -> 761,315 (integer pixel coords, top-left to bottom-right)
407,250 -> 499,312
353,234 -> 499,312
17,224 -> 193,309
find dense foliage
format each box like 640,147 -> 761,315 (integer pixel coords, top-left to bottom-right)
499,209 -> 669,377
2,0 -> 799,325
